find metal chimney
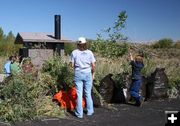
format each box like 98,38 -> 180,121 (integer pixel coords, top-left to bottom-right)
54,15 -> 61,39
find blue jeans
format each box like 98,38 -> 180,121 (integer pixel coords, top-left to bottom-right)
74,71 -> 94,118
130,79 -> 141,102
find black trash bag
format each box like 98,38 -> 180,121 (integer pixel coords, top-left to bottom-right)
98,74 -> 115,103
92,85 -> 104,107
141,76 -> 148,99
111,73 -> 131,103
146,68 -> 169,100
111,86 -> 126,103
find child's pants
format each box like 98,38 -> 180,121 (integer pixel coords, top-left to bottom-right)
130,79 -> 141,102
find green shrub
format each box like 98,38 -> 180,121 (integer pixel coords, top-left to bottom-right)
169,77 -> 180,89
64,43 -> 76,55
167,77 -> 180,98
152,38 -> 173,48
42,56 -> 74,91
174,41 -> 180,49
112,73 -> 127,89
89,40 -> 129,58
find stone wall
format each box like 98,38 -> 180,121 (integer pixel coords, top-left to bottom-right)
28,49 -> 53,70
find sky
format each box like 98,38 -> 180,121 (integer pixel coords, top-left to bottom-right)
0,0 -> 180,42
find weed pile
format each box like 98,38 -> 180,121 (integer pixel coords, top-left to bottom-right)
0,73 -> 64,123
0,57 -> 72,123
42,56 -> 74,91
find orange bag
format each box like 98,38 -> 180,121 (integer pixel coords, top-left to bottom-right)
53,87 -> 85,110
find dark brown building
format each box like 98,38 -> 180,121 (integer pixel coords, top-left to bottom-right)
14,15 -> 72,69
15,15 -> 72,56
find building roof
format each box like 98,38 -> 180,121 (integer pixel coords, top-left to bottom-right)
15,32 -> 72,44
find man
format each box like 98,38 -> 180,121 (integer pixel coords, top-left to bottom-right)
70,37 -> 96,118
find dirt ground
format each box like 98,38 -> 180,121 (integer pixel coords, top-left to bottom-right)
1,99 -> 179,126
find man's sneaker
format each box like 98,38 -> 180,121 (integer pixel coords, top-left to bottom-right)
87,112 -> 94,116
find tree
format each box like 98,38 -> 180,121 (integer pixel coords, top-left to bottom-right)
4,31 -> 16,55
0,27 -> 5,42
0,28 -> 21,56
0,27 -> 6,54
99,11 -> 128,42
5,31 -> 15,43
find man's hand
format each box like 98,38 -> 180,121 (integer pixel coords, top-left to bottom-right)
91,62 -> 95,80
92,72 -> 95,80
69,62 -> 74,68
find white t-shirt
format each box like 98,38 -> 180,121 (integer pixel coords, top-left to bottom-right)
71,49 -> 96,73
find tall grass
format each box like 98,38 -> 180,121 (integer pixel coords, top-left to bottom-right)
95,49 -> 180,88
0,43 -> 179,123
95,54 -> 130,80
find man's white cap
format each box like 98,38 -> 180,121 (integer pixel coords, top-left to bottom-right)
78,37 -> 86,44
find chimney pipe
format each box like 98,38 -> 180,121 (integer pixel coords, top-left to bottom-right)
54,15 -> 61,39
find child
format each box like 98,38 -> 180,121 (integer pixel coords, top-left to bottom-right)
4,56 -> 13,77
129,52 -> 144,107
10,55 -> 21,75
